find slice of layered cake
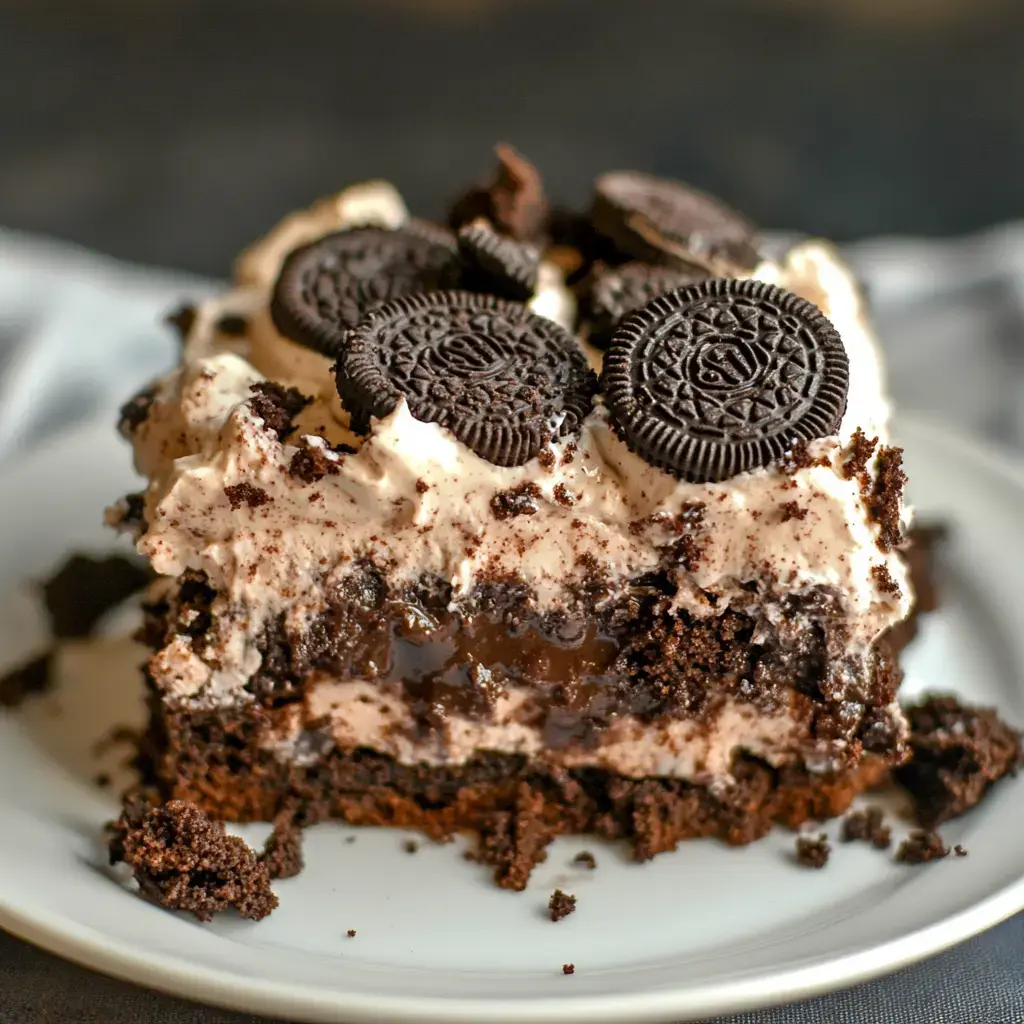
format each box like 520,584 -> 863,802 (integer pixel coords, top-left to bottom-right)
111,150 -> 914,887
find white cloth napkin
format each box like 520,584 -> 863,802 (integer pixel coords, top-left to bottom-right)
1,226 -> 1023,1024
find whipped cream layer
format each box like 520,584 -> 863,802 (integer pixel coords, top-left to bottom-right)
265,680 -> 814,784
118,184 -> 911,709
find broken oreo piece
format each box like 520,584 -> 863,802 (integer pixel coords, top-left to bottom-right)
337,291 -> 596,467
601,277 -> 849,483
583,261 -> 709,349
458,219 -> 541,302
448,143 -> 548,242
270,223 -> 460,357
592,171 -> 760,269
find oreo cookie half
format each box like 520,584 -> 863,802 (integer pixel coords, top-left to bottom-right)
337,291 -> 596,467
270,223 -> 460,357
583,261 -> 709,349
592,171 -> 760,270
457,219 -> 541,302
601,278 -> 849,482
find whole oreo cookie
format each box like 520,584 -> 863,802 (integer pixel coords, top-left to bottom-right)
583,261 -> 708,349
601,278 -> 849,483
337,291 -> 596,466
592,172 -> 760,270
270,223 -> 460,356
457,219 -> 541,302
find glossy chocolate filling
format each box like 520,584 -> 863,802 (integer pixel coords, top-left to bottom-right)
143,569 -> 905,760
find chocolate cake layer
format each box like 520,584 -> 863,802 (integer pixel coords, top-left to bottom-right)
141,697 -> 888,890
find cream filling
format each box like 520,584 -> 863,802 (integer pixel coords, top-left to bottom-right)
264,682 -> 813,783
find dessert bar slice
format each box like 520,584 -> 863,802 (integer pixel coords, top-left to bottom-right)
113,150 -> 914,886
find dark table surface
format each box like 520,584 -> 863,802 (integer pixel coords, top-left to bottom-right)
2,0 -> 1024,277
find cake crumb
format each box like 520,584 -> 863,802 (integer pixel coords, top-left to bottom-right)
841,807 -> 891,849
468,782 -> 555,890
94,772 -> 112,789
548,889 -> 577,921
954,844 -> 968,857
779,500 -> 807,523
108,798 -> 277,921
403,839 -> 419,854
870,564 -> 902,598
490,483 -> 542,520
795,834 -> 830,869
868,444 -> 907,552
896,695 -> 1021,826
562,963 -> 575,976
896,829 -> 949,864
248,381 -> 311,441
346,929 -> 357,938
260,813 -> 304,880
224,483 -> 271,510
572,850 -> 597,870
289,437 -> 342,483
841,427 -> 878,482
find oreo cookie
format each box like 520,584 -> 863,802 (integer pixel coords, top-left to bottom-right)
336,291 -> 596,467
448,144 -> 548,242
592,172 -> 760,270
601,278 -> 849,483
583,261 -> 708,349
270,223 -> 460,356
457,220 -> 541,302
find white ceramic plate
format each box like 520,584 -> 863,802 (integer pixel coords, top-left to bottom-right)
0,415 -> 1022,1024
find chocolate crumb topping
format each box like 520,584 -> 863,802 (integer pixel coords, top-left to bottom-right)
572,850 -> 597,870
248,382 -> 312,441
415,478 -> 430,494
841,807 -> 891,849
548,888 -> 577,921
490,483 -> 542,521
562,963 -> 575,976
896,829 -> 949,864
346,929 -> 357,937
779,501 -> 808,523
777,439 -> 831,475
108,799 -> 277,921
868,445 -> 907,553
289,438 -> 342,484
954,844 -> 968,857
552,483 -> 576,508
841,427 -> 878,483
871,564 -> 902,598
224,483 -> 271,510
403,839 -> 419,854
795,833 -> 831,868
537,448 -> 556,471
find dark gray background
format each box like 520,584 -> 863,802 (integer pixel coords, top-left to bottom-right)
1,0 -> 1023,276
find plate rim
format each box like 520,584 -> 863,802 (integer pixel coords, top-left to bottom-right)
1,411 -> 1023,1024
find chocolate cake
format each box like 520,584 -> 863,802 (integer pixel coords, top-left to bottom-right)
110,148 -> 922,886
